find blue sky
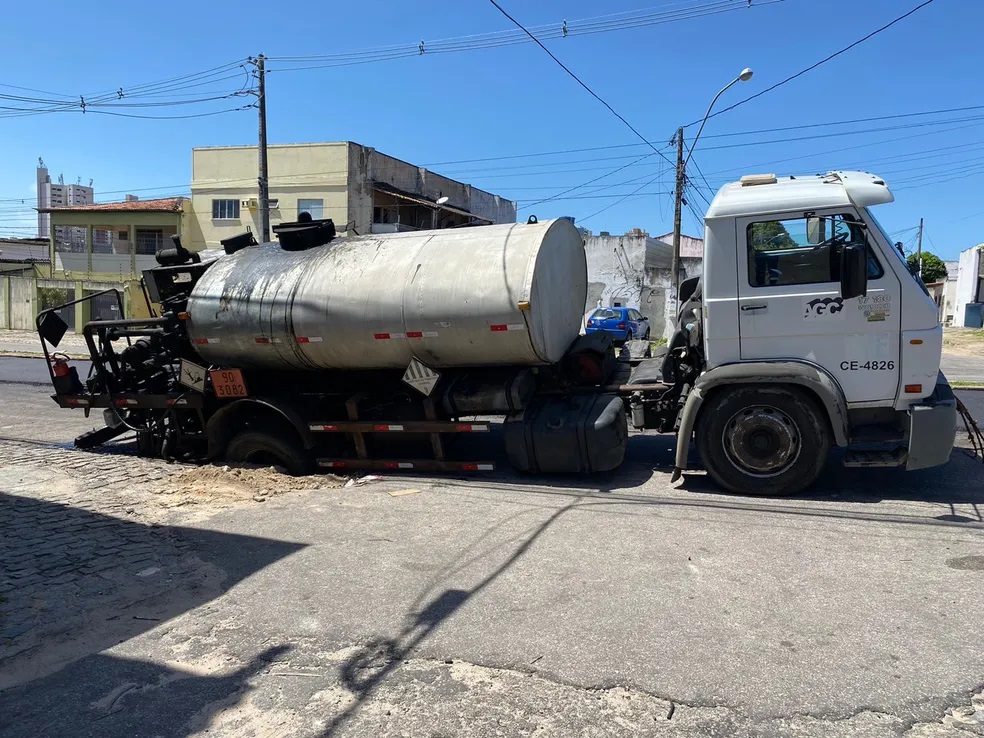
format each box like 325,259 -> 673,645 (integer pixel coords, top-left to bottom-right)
1,0 -> 980,259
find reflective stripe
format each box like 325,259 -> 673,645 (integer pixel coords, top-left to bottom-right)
462,463 -> 494,471
454,424 -> 488,432
309,424 -> 339,431
375,331 -> 438,339
490,324 -> 525,332
383,461 -> 414,469
254,337 -> 283,344
296,336 -> 323,343
373,424 -> 405,432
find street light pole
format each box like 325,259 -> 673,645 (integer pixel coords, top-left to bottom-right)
670,67 -> 753,316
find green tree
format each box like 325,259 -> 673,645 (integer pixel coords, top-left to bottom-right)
750,221 -> 796,251
906,251 -> 948,284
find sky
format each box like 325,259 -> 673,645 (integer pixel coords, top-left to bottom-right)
1,0 -> 981,260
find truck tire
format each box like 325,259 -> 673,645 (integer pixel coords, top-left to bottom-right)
696,386 -> 830,496
226,431 -> 312,476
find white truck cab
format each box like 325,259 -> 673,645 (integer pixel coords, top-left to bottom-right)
674,171 -> 957,494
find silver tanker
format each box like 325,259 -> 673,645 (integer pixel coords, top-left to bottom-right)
186,218 -> 587,371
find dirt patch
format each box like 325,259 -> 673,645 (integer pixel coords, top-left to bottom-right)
944,328 -> 984,357
153,463 -> 346,508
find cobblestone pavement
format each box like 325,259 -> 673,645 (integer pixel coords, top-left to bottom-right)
0,440 -> 266,689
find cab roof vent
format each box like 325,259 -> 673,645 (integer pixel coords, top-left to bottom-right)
739,173 -> 778,187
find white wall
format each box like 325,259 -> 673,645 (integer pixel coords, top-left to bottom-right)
8,276 -> 36,330
0,277 -> 7,329
954,246 -> 982,327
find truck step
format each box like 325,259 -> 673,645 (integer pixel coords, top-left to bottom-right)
842,448 -> 908,468
317,458 -> 494,472
75,423 -> 128,450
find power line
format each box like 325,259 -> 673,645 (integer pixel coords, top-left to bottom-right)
576,175 -> 666,223
486,0 -> 674,169
268,0 -> 782,71
686,0 -> 939,126
0,60 -> 253,120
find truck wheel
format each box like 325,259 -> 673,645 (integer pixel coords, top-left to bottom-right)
696,387 -> 830,496
226,431 -> 312,476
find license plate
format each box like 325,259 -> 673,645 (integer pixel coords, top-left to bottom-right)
209,369 -> 248,398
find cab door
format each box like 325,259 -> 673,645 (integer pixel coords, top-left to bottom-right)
736,210 -> 901,403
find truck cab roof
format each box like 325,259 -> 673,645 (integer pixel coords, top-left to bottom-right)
706,171 -> 895,220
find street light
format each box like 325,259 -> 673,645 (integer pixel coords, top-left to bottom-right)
684,67 -> 753,169
433,195 -> 450,229
669,67 -> 754,329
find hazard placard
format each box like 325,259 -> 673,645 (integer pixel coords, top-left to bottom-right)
402,357 -> 440,396
178,359 -> 207,393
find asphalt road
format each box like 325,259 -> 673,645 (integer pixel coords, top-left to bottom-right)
941,353 -> 984,382
2,356 -> 984,736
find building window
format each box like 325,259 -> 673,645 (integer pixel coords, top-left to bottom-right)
297,198 -> 324,221
212,199 -> 240,220
135,229 -> 164,255
746,214 -> 882,288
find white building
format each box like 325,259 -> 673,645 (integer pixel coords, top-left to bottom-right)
954,245 -> 984,328
940,260 -> 959,326
36,159 -> 94,248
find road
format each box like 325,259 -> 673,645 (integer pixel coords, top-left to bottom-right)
1,356 -> 983,736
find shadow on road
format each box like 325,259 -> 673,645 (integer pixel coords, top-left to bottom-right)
0,645 -> 291,737
0,491 -> 306,699
321,492 -> 593,737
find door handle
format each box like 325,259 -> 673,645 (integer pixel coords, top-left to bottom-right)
741,304 -> 768,311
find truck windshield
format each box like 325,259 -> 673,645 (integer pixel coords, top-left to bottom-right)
863,207 -> 926,290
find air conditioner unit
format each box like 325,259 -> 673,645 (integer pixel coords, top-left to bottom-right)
268,198 -> 279,210
241,198 -> 258,210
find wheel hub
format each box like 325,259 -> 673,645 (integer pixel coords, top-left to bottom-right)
722,405 -> 801,477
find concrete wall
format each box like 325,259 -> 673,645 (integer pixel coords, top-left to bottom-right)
583,233 -> 702,338
0,277 -> 7,329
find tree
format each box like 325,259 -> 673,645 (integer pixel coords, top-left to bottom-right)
750,221 -> 796,251
906,251 -> 948,284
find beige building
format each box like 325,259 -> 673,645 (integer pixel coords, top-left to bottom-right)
25,198 -> 191,331
189,141 -> 516,250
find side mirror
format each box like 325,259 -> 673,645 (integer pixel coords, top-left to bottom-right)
806,215 -> 826,245
840,244 -> 868,299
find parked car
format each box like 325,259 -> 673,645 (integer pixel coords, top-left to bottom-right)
585,307 -> 650,342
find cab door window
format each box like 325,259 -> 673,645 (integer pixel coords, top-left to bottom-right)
747,214 -> 882,288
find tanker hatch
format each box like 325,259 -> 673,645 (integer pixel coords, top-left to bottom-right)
273,218 -> 337,251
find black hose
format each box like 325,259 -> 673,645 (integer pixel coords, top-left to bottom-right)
956,397 -> 984,462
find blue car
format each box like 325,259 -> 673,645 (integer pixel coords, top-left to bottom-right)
585,307 -> 650,342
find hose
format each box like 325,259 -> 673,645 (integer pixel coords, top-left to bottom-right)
956,397 -> 984,463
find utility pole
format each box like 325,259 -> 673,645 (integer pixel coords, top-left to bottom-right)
256,53 -> 270,243
670,126 -> 685,306
916,217 -> 924,280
